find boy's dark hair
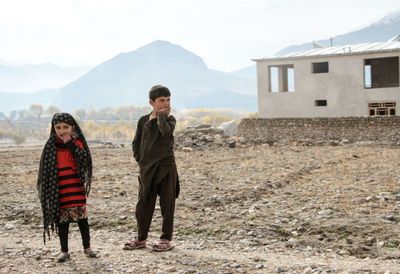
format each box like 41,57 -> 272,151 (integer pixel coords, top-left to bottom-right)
149,85 -> 171,101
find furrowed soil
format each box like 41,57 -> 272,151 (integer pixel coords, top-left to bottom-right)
0,144 -> 399,273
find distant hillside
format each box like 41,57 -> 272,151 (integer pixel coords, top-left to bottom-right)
0,89 -> 59,113
50,40 -> 257,111
0,62 -> 90,93
231,65 -> 257,80
235,9 -> 400,78
276,9 -> 400,55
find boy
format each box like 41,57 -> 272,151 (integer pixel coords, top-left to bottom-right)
124,85 -> 180,252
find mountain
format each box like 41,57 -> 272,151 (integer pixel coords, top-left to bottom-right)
231,65 -> 257,80
50,40 -> 256,111
0,62 -> 90,93
276,9 -> 400,55
236,9 -> 400,76
0,89 -> 59,113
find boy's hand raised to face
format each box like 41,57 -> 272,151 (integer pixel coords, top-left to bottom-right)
158,107 -> 171,116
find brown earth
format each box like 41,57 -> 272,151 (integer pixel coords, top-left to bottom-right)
0,144 -> 400,273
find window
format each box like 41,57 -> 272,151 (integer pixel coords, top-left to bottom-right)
315,100 -> 327,107
364,64 -> 372,88
287,67 -> 295,92
270,67 -> 279,92
268,64 -> 295,92
368,102 -> 396,116
312,62 -> 329,73
364,57 -> 399,88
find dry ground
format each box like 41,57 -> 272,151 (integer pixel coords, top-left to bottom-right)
0,144 -> 400,273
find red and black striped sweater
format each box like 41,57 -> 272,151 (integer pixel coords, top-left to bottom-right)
56,139 -> 86,208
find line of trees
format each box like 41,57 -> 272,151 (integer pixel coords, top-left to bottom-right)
0,104 -> 254,144
0,104 -> 60,122
1,105 -> 253,124
0,105 -> 152,122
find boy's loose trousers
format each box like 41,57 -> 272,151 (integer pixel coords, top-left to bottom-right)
135,171 -> 176,241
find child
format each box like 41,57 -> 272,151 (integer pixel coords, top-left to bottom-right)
124,85 -> 180,252
37,113 -> 97,262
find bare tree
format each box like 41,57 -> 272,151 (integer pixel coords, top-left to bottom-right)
75,109 -> 87,120
9,110 -> 17,120
18,109 -> 29,120
30,104 -> 44,121
46,106 -> 60,116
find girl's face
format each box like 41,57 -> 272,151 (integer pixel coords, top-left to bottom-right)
54,122 -> 74,139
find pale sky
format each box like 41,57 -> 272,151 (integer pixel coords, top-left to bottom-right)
0,0 -> 399,72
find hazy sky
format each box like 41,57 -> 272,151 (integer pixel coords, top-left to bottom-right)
0,0 -> 399,72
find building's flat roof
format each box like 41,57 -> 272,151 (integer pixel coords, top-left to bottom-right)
253,41 -> 400,62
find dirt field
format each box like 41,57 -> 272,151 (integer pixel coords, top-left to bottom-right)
0,144 -> 399,273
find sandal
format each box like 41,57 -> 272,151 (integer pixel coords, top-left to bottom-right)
57,252 -> 70,262
123,239 -> 147,250
84,248 -> 98,258
153,240 -> 174,252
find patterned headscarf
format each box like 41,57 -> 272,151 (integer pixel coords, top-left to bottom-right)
37,113 -> 92,243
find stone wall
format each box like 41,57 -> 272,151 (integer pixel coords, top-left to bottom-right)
238,117 -> 400,145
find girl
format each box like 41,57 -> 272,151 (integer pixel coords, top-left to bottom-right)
37,113 -> 97,262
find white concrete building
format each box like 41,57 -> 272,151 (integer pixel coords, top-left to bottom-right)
254,38 -> 400,118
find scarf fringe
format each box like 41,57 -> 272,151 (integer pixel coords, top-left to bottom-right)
42,222 -> 58,245
43,227 -> 50,245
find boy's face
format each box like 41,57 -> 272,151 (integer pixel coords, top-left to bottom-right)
54,122 -> 74,139
150,96 -> 170,112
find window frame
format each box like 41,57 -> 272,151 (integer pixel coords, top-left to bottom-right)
312,62 -> 329,74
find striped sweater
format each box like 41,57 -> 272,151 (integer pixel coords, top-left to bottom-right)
56,139 -> 86,208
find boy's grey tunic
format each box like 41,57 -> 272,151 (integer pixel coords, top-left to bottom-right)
132,112 -> 180,201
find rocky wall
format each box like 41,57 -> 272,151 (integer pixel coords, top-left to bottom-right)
238,117 -> 400,145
